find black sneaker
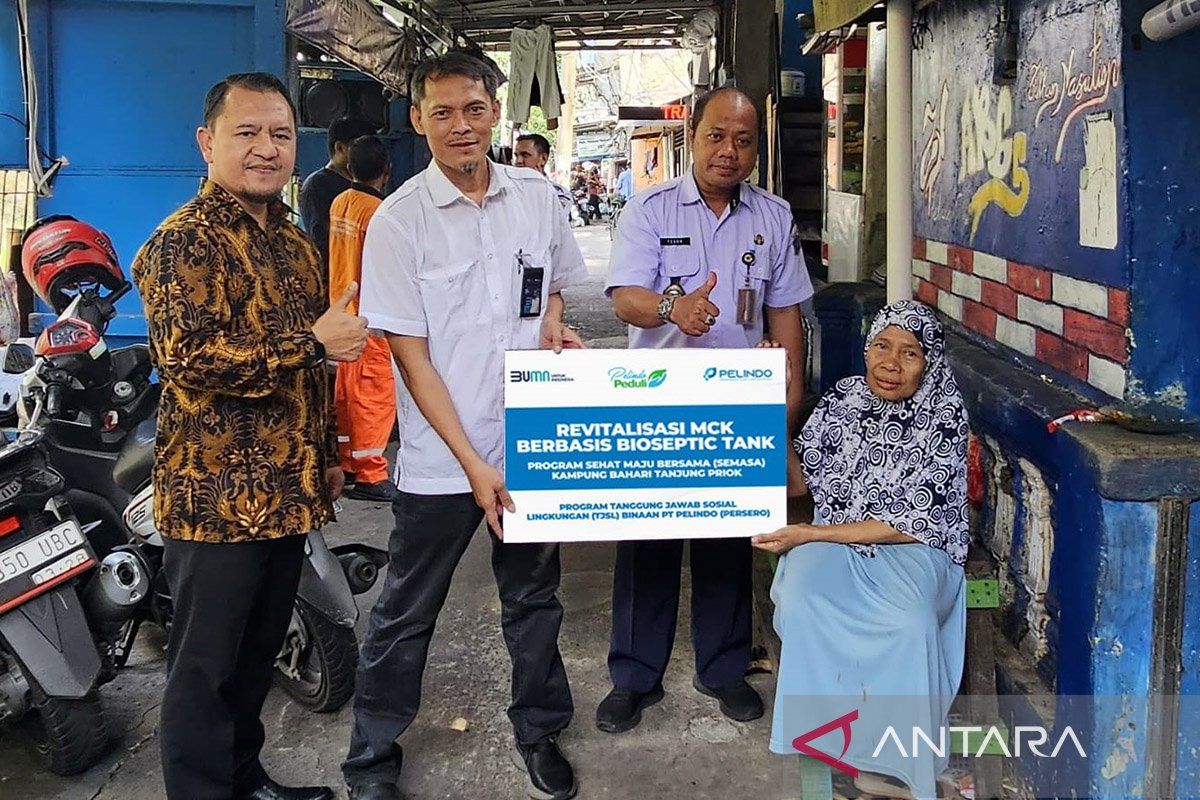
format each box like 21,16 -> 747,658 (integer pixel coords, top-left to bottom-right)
595,685 -> 665,733
346,480 -> 397,502
511,739 -> 577,800
692,675 -> 764,721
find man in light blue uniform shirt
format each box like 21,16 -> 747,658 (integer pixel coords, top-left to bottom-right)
600,86 -> 812,734
615,160 -> 633,201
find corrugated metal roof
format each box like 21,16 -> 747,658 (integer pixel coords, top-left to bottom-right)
379,0 -> 720,49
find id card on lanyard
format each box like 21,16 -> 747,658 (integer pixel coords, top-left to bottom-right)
516,250 -> 544,318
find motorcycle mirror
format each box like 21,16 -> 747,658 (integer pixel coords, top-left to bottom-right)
2,343 -> 34,374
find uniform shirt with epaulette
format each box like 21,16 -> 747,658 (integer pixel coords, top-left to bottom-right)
358,161 -> 587,495
606,170 -> 813,349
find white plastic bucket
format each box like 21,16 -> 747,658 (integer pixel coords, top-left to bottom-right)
781,69 -> 806,97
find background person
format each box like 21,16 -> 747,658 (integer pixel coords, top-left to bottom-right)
615,159 -> 633,202
300,116 -> 378,265
328,135 -> 397,502
514,132 -> 572,213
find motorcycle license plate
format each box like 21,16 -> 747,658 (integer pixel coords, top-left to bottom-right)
0,520 -> 94,614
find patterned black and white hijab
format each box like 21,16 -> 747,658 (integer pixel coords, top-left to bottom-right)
798,300 -> 969,565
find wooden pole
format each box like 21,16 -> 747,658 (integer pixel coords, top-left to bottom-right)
556,51 -> 578,182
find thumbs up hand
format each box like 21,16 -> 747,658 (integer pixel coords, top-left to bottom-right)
312,281 -> 369,362
668,271 -> 721,337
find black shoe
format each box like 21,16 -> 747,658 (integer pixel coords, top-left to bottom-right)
512,739 -> 577,800
346,480 -> 397,502
240,777 -> 334,800
347,782 -> 404,800
595,685 -> 665,733
692,675 -> 764,722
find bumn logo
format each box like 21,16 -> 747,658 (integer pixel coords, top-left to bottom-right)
510,370 -> 551,383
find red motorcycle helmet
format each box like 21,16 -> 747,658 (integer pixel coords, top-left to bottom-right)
21,215 -> 125,314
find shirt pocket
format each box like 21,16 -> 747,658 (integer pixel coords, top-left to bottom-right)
745,258 -> 772,290
659,252 -> 703,293
419,260 -> 487,335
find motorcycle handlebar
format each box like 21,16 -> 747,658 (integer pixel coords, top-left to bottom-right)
107,282 -> 132,306
45,384 -> 64,417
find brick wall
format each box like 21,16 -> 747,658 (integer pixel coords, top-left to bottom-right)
913,238 -> 1130,399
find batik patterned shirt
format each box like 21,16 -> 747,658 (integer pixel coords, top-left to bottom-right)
132,180 -> 336,542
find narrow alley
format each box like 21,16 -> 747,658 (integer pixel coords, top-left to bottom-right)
0,227 -> 792,800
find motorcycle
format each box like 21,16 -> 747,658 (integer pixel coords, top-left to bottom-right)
0,342 -> 109,775
14,282 -> 387,713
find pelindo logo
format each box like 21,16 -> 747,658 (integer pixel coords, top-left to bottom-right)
703,367 -> 774,381
609,367 -> 667,389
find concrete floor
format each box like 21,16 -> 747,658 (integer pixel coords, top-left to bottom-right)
0,227 -> 799,800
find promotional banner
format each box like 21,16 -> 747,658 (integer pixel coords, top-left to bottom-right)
504,349 -> 787,543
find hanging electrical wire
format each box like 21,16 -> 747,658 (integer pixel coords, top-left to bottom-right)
15,0 -> 68,197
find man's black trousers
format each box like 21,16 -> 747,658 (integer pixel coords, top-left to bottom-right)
342,492 -> 573,787
607,537 -> 752,693
159,533 -> 306,800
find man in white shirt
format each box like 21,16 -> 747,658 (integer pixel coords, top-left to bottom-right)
341,53 -> 586,800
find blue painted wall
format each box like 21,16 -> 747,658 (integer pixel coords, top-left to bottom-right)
1178,500 -> 1200,797
1,0 -> 286,342
1120,3 -> 1200,415
1,0 -> 428,343
912,0 -> 1127,288
779,0 -> 821,98
0,8 -> 27,167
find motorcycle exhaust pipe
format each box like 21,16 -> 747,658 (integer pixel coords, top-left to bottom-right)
338,552 -> 378,596
82,549 -> 149,638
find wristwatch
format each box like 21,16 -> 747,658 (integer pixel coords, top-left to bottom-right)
656,293 -> 677,325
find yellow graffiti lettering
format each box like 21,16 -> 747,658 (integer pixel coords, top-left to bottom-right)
986,88 -> 1014,180
967,132 -> 1030,242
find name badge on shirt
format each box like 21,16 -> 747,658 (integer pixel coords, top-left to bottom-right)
659,237 -> 691,247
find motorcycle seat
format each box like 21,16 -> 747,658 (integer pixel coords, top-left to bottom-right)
112,416 -> 156,493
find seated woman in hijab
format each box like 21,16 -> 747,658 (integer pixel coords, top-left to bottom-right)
753,300 -> 969,800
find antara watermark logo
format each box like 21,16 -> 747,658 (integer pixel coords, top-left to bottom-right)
791,710 -> 1087,778
608,367 -> 667,389
703,367 -> 774,382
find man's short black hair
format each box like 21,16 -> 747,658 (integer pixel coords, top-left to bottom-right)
516,133 -> 551,158
327,117 -> 377,156
409,52 -> 499,107
690,86 -> 759,130
203,72 -> 296,128
347,135 -> 390,183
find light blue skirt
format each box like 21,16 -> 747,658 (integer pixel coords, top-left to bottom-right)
768,538 -> 966,800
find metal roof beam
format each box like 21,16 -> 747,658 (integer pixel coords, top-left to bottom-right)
458,17 -> 686,33
469,26 -> 684,43
448,1 -> 713,16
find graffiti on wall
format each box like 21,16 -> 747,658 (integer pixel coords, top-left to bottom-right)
1026,24 -> 1122,163
912,0 -> 1127,287
959,85 -> 1031,241
918,83 -> 949,212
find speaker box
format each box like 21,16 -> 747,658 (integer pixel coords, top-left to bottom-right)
300,77 -> 389,132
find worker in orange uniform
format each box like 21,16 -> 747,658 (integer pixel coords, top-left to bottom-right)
328,135 -> 397,502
